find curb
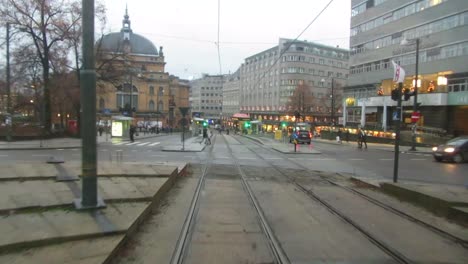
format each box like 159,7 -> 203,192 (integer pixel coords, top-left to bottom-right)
380,183 -> 468,227
103,164 -> 186,264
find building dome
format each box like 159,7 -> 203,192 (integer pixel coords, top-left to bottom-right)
98,8 -> 159,56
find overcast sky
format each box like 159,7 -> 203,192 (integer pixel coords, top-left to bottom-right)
102,0 -> 351,80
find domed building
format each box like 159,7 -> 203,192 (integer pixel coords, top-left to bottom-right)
96,8 -> 189,130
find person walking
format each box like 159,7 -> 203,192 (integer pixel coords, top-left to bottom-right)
345,129 -> 350,143
358,129 -> 367,149
337,129 -> 342,144
129,125 -> 135,142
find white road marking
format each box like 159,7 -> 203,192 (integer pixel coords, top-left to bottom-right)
308,158 -> 336,161
265,157 -> 282,160
151,155 -> 165,157
238,157 -> 255,160
149,142 -> 161,146
349,158 -> 365,160
113,142 -> 126,145
379,158 -> 393,161
410,158 -> 426,161
137,142 -> 151,146
126,142 -> 139,146
32,154 -> 50,157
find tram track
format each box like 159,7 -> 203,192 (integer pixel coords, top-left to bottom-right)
170,135 -> 289,264
237,135 -> 468,263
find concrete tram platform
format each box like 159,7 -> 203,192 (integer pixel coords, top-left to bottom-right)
0,161 -> 188,264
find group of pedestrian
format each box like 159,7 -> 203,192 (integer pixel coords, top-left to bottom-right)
334,128 -> 367,149
357,128 -> 367,149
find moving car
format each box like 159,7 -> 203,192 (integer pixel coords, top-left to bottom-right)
290,130 -> 312,144
432,136 -> 468,163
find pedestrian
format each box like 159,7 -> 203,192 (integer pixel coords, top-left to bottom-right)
345,129 -> 350,143
358,129 -> 367,149
98,126 -> 103,136
129,125 -> 135,142
337,129 -> 342,144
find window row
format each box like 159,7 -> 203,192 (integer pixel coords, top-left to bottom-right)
200,93 -> 222,97
351,11 -> 468,55
350,41 -> 468,75
285,44 -> 348,59
351,0 -> 447,36
201,87 -> 222,90
280,56 -> 347,68
351,0 -> 389,17
200,106 -> 222,110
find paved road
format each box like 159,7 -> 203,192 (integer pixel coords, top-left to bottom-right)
1,134 -> 466,186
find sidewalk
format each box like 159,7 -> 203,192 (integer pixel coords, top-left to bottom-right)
0,132 -> 167,150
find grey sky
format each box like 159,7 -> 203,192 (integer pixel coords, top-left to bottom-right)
102,0 -> 351,79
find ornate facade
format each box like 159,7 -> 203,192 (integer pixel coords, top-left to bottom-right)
96,9 -> 189,129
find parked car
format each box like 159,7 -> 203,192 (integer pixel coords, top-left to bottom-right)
290,130 -> 312,144
432,136 -> 468,163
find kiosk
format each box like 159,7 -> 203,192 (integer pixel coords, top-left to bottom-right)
111,116 -> 134,139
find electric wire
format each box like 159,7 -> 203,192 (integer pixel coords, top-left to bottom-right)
217,0 -> 222,75
251,0 -> 336,94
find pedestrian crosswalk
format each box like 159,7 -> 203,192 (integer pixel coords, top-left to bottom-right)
109,141 -> 161,147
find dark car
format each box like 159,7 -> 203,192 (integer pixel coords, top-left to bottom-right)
290,130 -> 312,144
432,136 -> 468,163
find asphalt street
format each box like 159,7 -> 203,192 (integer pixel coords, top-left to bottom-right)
1,133 -> 466,186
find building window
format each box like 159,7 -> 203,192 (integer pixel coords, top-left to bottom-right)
149,100 -> 155,111
149,86 -> 154,95
158,100 -> 163,111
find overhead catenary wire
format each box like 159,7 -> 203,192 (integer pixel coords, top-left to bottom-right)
216,0 -> 222,75
251,0 -> 336,93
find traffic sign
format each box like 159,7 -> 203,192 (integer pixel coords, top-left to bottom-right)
411,112 -> 421,123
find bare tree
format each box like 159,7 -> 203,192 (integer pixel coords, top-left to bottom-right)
0,0 -> 82,133
286,83 -> 316,122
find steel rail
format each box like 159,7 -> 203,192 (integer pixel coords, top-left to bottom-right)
244,136 -> 468,248
237,136 -> 412,263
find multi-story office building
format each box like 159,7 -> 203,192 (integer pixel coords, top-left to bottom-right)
189,74 -> 225,121
221,69 -> 241,123
237,38 -> 349,130
348,0 -> 468,134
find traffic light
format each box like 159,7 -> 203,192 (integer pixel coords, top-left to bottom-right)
281,121 -> 287,128
391,89 -> 399,101
403,88 -> 415,101
202,121 -> 208,127
403,89 -> 411,101
244,121 -> 251,128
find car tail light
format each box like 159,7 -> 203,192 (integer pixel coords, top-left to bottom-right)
309,132 -> 312,138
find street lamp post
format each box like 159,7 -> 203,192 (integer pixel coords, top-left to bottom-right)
410,38 -> 420,151
6,23 -> 12,141
331,77 -> 335,126
402,38 -> 420,151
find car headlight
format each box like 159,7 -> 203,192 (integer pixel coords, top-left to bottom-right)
444,147 -> 455,153
432,147 -> 438,151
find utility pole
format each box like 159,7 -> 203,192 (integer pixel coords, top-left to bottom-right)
331,77 -> 334,126
6,23 -> 12,141
75,0 -> 104,209
393,84 -> 403,183
410,38 -> 420,151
